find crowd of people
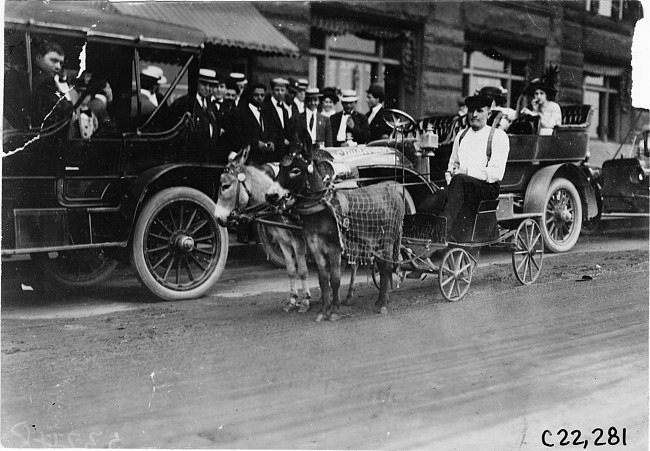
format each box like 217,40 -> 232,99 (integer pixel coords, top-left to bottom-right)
160,69 -> 395,167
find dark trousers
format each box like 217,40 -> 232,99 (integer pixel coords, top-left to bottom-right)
420,174 -> 499,233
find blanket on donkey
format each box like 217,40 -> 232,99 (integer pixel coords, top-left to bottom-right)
325,182 -> 405,265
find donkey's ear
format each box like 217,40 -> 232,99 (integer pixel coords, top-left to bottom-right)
301,136 -> 313,162
234,145 -> 250,165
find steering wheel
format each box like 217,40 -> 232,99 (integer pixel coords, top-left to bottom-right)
383,109 -> 419,137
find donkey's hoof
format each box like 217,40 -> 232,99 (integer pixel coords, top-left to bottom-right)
374,306 -> 388,315
329,313 -> 341,322
298,302 -> 310,313
315,313 -> 325,322
282,303 -> 297,313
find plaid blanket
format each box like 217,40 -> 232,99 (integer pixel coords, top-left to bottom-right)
325,182 -> 405,265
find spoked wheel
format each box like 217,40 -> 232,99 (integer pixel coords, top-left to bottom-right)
131,187 -> 228,301
512,219 -> 544,285
540,178 -> 582,253
438,247 -> 473,302
255,223 -> 286,268
32,248 -> 119,288
382,109 -> 419,137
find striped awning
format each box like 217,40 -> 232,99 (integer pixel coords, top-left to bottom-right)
584,62 -> 627,77
111,1 -> 299,57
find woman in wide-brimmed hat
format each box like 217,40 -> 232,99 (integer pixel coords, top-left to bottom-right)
520,65 -> 562,135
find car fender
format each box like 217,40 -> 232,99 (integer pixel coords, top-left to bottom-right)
523,163 -> 598,220
119,164 -> 224,238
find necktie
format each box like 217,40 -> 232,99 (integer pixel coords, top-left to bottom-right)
309,113 -> 314,131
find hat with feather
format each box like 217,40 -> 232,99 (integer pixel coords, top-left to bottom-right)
526,64 -> 559,100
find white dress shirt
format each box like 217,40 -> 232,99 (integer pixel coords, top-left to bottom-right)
306,109 -> 316,142
367,104 -> 382,125
448,125 -> 510,184
336,113 -> 349,142
142,89 -> 158,107
273,100 -> 285,127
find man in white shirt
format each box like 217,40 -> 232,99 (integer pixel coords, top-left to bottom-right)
430,94 -> 510,238
291,87 -> 333,148
330,90 -> 370,146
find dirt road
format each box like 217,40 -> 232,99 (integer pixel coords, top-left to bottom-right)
1,236 -> 648,450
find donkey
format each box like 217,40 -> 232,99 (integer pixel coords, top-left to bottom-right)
214,146 -> 358,313
266,147 -> 405,322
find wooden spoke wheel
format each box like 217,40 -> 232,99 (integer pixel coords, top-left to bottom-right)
32,248 -> 119,288
512,218 -> 544,285
131,187 -> 228,301
438,247 -> 473,301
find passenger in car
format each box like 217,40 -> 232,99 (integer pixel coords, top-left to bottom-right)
519,65 -> 562,135
31,39 -> 73,127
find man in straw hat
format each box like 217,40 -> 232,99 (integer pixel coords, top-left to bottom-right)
131,65 -> 166,119
421,94 -> 510,240
261,77 -> 293,158
169,68 -> 222,162
330,89 -> 370,146
292,87 -> 333,149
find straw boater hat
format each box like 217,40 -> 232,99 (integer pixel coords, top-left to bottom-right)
304,87 -> 322,98
198,68 -> 218,84
298,78 -> 309,89
229,72 -> 247,84
270,77 -> 289,88
141,65 -> 167,85
340,89 -> 357,102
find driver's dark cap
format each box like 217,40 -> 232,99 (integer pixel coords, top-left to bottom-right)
464,94 -> 492,110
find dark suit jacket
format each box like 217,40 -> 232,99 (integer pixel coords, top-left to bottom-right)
225,104 -> 277,165
170,94 -> 220,162
292,110 -> 333,148
260,97 -> 293,158
330,110 -> 370,146
367,106 -> 392,142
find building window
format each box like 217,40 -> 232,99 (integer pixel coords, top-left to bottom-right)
586,0 -> 624,19
309,30 -> 401,111
584,74 -> 620,141
462,49 -> 529,108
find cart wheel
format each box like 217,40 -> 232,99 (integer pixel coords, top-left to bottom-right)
540,178 -> 582,253
255,223 -> 286,268
131,187 -> 228,301
512,219 -> 544,285
438,247 -> 473,301
32,249 -> 119,288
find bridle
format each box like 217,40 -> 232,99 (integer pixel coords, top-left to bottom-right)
223,163 -> 254,214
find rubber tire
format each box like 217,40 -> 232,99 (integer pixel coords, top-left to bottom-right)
540,178 -> 583,253
32,249 -> 119,288
131,187 -> 228,301
256,223 -> 287,268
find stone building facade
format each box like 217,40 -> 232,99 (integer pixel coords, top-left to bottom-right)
245,1 -> 643,145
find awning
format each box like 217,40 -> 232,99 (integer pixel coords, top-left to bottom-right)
584,62 -> 627,77
110,2 -> 299,57
4,1 -> 205,51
